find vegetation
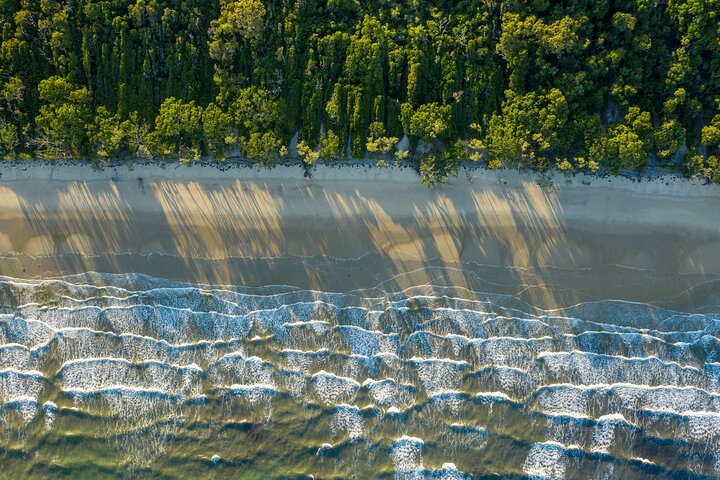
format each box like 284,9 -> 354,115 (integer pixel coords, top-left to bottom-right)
1,0 -> 718,185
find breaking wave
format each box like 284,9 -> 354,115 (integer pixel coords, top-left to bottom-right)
0,273 -> 718,478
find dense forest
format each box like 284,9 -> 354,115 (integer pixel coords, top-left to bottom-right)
0,0 -> 718,185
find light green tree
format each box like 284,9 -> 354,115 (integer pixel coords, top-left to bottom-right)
90,107 -> 150,162
402,102 -> 452,144
702,115 -> 720,149
486,88 -> 571,169
203,103 -> 236,160
0,121 -> 18,159
297,130 -> 342,166
147,97 -> 204,162
209,0 -> 265,65
229,87 -> 279,135
589,106 -> 654,173
366,122 -> 399,157
32,76 -> 92,159
243,131 -> 285,168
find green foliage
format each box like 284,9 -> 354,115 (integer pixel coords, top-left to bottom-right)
318,131 -> 342,164
1,77 -> 24,118
576,157 -> 600,173
465,124 -> 485,162
229,87 -> 279,135
402,103 -> 452,143
33,76 -> 92,159
498,13 -> 587,94
590,126 -> 645,173
297,140 -> 319,166
420,151 -> 460,187
203,103 -> 236,160
687,154 -> 720,183
297,130 -> 342,166
210,0 -> 266,59
589,107 -> 654,173
243,131 -> 284,168
0,120 -> 19,159
1,0 -> 719,183
624,107 -> 654,148
702,115 -> 720,149
655,120 -> 686,163
486,89 -> 571,169
366,122 -> 398,155
148,98 -> 204,162
210,0 -> 266,102
90,107 -> 150,161
0,77 -> 23,158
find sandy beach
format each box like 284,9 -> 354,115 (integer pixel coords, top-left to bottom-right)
0,162 -> 719,308
3,162 -> 720,479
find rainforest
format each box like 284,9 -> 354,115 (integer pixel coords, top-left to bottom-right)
0,0 -> 719,185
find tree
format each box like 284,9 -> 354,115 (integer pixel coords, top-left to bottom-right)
401,102 -> 459,185
297,140 -> 320,166
243,131 -> 285,167
32,76 -> 91,159
0,121 -> 19,159
497,13 -> 587,94
209,0 -> 266,63
209,0 -> 266,103
90,107 -> 150,162
0,0 -> 718,185
229,87 -> 279,136
702,115 -> 720,150
366,122 -> 399,158
589,106 -> 654,173
318,130 -> 342,163
147,98 -> 204,162
297,130 -> 342,166
0,77 -> 24,119
687,154 -> 720,183
486,89 -> 572,169
590,129 -> 642,173
420,150 -> 461,187
203,103 -> 236,160
655,120 -> 686,163
402,102 -> 452,145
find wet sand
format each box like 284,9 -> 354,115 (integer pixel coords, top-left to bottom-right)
0,162 -> 719,308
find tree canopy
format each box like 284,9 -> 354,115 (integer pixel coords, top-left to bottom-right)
1,0 -> 719,184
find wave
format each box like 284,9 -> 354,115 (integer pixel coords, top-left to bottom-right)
0,272 -> 719,477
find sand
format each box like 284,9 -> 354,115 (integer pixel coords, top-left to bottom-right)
0,161 -> 719,308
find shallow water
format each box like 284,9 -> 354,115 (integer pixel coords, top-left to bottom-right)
1,272 -> 720,479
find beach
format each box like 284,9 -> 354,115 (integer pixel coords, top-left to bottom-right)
0,162 -> 718,308
2,162 -> 720,478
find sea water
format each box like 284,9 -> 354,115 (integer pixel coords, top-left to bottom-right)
1,272 -> 719,479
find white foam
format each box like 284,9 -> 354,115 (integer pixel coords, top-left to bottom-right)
523,441 -> 568,479
330,404 -> 364,440
475,391 -> 512,402
311,371 -> 360,405
391,435 -> 424,478
363,378 -> 414,407
2,273 -> 720,474
42,400 -> 57,430
411,358 -> 469,395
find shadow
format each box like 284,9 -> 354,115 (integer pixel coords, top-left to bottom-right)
1,164 -> 719,310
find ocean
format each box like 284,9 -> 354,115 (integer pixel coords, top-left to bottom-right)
1,270 -> 719,479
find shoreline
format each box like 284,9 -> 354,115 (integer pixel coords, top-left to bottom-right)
0,156 -> 711,184
0,162 -> 719,309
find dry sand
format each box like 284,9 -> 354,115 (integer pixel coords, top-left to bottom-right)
0,162 -> 719,308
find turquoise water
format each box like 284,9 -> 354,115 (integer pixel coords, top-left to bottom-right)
1,273 -> 720,478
